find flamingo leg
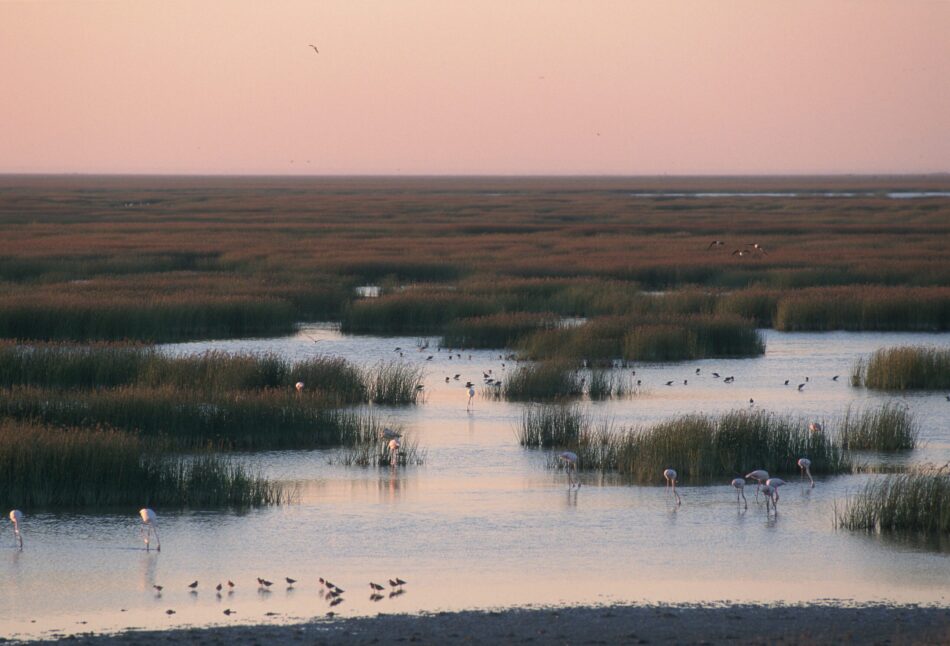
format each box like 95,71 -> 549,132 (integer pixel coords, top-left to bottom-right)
807,467 -> 815,488
672,482 -> 681,506
13,522 -> 22,549
151,525 -> 161,552
742,489 -> 747,510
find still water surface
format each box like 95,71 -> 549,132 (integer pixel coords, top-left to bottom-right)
3,327 -> 949,640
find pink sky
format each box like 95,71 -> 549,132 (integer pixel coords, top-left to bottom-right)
1,1 -> 948,175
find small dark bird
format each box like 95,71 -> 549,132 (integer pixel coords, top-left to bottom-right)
188,581 -> 198,589
712,372 -> 720,378
333,586 -> 345,594
464,381 -> 474,388
665,380 -> 674,386
946,395 -> 949,401
326,611 -> 337,618
832,375 -> 839,381
370,593 -> 384,602
683,380 -> 688,385
328,589 -> 342,598
453,374 -> 460,380
394,347 -> 401,352
323,580 -> 336,590
724,376 -> 735,383
426,355 -> 433,361
749,398 -> 754,405
695,368 -> 701,374
286,577 -> 297,587
153,585 -> 163,593
636,380 -> 641,386
223,608 -> 235,616
216,583 -> 222,592
308,44 -> 319,54
261,579 -> 273,588
798,383 -> 806,391
329,597 -> 344,607
445,377 -> 450,383
746,243 -> 768,255
784,380 -> 789,386
707,240 -> 725,249
166,609 -> 176,615
370,582 -> 385,591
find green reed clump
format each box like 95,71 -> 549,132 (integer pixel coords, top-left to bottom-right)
838,403 -> 918,451
0,422 -> 289,509
586,369 -> 631,399
503,362 -> 583,400
330,429 -> 426,467
853,346 -> 950,390
442,312 -> 558,349
835,469 -> 950,535
518,404 -> 587,447
0,386 -> 373,450
365,361 -> 425,404
340,290 -> 498,335
773,286 -> 950,331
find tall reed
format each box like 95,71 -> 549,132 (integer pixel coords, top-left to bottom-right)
502,362 -> 584,400
835,469 -> 950,535
838,403 -> 918,451
365,361 -> 425,404
852,346 -> 950,390
0,422 -> 289,509
518,404 -> 587,447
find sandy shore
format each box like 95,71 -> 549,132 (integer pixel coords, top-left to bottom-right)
31,603 -> 950,645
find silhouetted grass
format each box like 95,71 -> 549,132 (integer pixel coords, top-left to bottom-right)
365,361 -> 425,404
0,422 -> 290,509
518,404 -> 587,447
330,422 -> 426,467
442,312 -> 557,349
502,362 -> 584,400
340,289 -> 497,335
852,346 -> 950,390
774,287 -> 950,331
839,403 -> 918,451
586,369 -> 632,399
835,469 -> 950,535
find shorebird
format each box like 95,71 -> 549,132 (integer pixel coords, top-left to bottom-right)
797,383 -> 806,391
663,468 -> 682,505
798,458 -> 815,487
745,470 -> 769,499
707,240 -> 725,249
308,44 -> 319,54
188,581 -> 198,589
665,380 -> 674,386
215,583 -> 223,593
153,585 -> 163,594
166,609 -> 176,615
732,249 -> 750,257
329,597 -> 344,607
832,375 -> 839,381
467,386 -> 476,410
712,372 -> 720,378
731,478 -> 747,509
227,580 -> 235,588
761,484 -> 777,513
559,451 -> 579,488
784,380 -> 790,385
139,508 -> 160,552
746,243 -> 768,255
369,582 -> 385,591
223,608 -> 235,616
286,577 -> 297,587
8,510 -> 23,549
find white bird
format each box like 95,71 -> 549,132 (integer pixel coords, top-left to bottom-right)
380,427 -> 402,441
139,508 -> 160,552
663,468 -> 681,505
295,381 -> 304,392
467,386 -> 475,410
765,478 -> 787,501
798,458 -> 815,487
744,470 -> 769,499
731,478 -> 747,510
558,451 -> 579,488
760,484 -> 778,513
388,438 -> 401,466
9,510 -> 23,549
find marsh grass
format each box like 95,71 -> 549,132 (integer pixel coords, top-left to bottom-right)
835,468 -> 950,535
502,362 -> 584,400
852,346 -> 950,390
0,422 -> 290,509
441,312 -> 557,349
331,432 -> 426,467
365,361 -> 425,404
838,403 -> 918,451
585,369 -> 632,399
521,406 -> 851,482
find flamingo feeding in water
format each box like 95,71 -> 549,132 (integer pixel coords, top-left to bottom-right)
798,458 -> 815,487
139,508 -> 160,551
9,510 -> 23,549
388,438 -> 401,466
558,451 -> 579,488
744,470 -> 769,500
761,484 -> 778,513
294,381 -> 304,393
731,478 -> 747,509
663,468 -> 681,505
765,477 -> 787,501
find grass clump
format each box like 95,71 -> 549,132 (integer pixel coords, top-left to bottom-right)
852,346 -> 950,390
838,403 -> 918,451
835,469 -> 950,535
518,404 -> 587,447
0,422 -> 290,509
502,362 -> 584,400
442,312 -> 557,349
365,361 -> 425,404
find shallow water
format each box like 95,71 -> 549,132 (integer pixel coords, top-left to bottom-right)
3,327 -> 949,640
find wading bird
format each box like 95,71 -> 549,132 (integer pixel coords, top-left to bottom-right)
808,422 -> 823,433
765,477 -> 787,501
370,582 -> 385,591
797,383 -> 805,391
761,484 -> 777,513
295,381 -> 304,393
188,581 -> 198,589
139,508 -> 160,552
285,577 -> 297,587
388,438 -> 401,466
798,458 -> 815,487
8,510 -> 23,549
663,468 -> 682,505
744,470 -> 769,499
731,478 -> 747,509
467,386 -> 476,410
559,451 -> 579,488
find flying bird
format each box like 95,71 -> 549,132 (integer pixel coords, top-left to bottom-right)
308,44 -> 319,54
707,240 -> 725,249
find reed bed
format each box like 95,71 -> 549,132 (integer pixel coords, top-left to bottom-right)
586,369 -> 632,399
852,346 -> 950,390
330,430 -> 426,467
340,290 -> 497,335
365,361 -> 425,404
0,422 -> 289,509
442,312 -> 558,349
773,286 -> 950,332
502,362 -> 584,400
835,469 -> 950,535
521,406 -> 851,482
838,403 -> 918,451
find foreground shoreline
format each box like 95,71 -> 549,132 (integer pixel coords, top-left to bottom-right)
31,603 -> 950,645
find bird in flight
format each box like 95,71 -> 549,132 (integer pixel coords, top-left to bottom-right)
707,240 -> 725,249
308,44 -> 319,54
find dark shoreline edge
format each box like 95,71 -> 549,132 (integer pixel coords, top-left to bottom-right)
29,602 -> 950,645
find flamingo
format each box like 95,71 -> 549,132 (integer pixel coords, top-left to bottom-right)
765,477 -> 787,501
9,510 -> 23,549
808,422 -> 823,433
663,468 -> 681,505
380,427 -> 401,441
744,470 -> 769,500
294,381 -> 304,393
798,458 -> 815,487
761,484 -> 778,513
558,451 -> 579,488
388,438 -> 401,466
139,508 -> 160,552
731,478 -> 747,509
467,386 -> 476,410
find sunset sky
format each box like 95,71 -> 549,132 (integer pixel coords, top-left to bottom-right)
2,1 -> 948,175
